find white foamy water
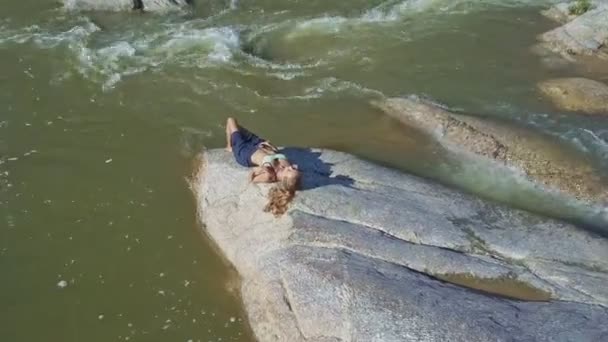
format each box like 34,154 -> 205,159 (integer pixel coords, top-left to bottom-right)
279,0 -> 457,40
362,0 -> 466,22
0,0 -> 555,90
303,77 -> 386,99
82,24 -> 240,90
275,0 -> 556,40
440,150 -> 608,232
0,16 -> 241,90
366,0 -> 556,20
563,128 -> 608,169
0,19 -> 100,47
479,101 -> 608,176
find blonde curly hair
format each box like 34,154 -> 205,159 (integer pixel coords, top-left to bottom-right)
264,170 -> 300,216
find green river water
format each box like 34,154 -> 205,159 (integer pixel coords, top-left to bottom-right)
1,1 -> 608,341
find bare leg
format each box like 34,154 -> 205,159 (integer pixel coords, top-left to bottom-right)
225,117 -> 239,152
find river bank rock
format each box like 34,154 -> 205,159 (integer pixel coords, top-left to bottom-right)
372,97 -> 608,206
193,148 -> 608,342
537,1 -> 608,60
63,0 -> 191,12
538,77 -> 608,114
541,2 -> 578,23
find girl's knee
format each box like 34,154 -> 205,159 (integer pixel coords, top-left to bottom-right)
226,117 -> 238,133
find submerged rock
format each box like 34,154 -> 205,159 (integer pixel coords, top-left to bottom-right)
538,77 -> 608,114
193,148 -> 608,342
372,97 -> 608,206
63,0 -> 191,12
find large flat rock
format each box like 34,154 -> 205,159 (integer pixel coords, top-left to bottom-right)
193,148 -> 608,342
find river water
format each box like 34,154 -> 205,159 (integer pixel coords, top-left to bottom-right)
1,1 -> 607,341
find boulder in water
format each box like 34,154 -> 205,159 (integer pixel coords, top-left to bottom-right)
371,97 -> 608,206
193,148 -> 608,342
538,77 -> 608,114
537,1 -> 608,59
63,0 -> 191,12
541,2 -> 579,23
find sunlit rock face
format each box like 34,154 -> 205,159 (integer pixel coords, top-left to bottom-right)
192,148 -> 608,342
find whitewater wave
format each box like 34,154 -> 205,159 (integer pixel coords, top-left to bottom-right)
563,128 -> 608,169
0,15 -> 330,90
477,101 -> 608,174
304,77 -> 385,98
271,0 -> 555,40
440,148 -> 608,233
243,51 -> 324,70
362,0 -> 464,22
236,0 -> 556,67
257,77 -> 386,100
364,0 -> 555,21
0,0 -> 557,90
282,0 -> 461,39
0,19 -> 100,47
77,23 -> 240,90
0,17 -> 241,90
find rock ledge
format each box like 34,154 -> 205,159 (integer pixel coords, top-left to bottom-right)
193,148 -> 608,342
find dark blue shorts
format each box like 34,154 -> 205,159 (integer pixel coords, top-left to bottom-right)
231,129 -> 264,167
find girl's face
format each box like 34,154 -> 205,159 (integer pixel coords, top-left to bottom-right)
277,164 -> 299,181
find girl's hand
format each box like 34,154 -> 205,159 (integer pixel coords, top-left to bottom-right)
249,166 -> 277,184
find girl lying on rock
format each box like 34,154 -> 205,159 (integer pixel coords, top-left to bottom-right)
225,117 -> 301,216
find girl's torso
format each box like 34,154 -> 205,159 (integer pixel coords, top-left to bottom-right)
251,149 -> 289,169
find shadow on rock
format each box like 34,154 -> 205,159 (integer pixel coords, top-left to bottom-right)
281,147 -> 355,191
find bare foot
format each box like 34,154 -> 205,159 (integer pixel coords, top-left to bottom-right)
225,146 -> 232,152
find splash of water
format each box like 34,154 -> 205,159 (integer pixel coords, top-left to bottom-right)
0,16 -> 242,91
437,151 -> 608,235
